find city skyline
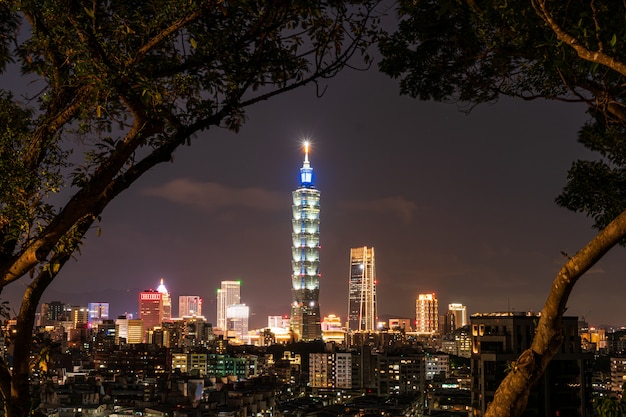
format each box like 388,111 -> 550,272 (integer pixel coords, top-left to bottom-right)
3,60 -> 624,329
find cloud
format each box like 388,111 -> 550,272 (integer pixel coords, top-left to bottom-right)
339,196 -> 418,224
142,178 -> 285,213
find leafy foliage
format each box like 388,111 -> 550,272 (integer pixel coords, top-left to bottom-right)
0,1 -> 381,416
379,0 -> 626,234
379,1 -> 626,416
594,396 -> 626,417
557,115 -> 626,232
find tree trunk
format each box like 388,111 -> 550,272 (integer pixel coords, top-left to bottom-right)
485,209 -> 626,417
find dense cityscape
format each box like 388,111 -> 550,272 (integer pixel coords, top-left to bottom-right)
3,145 -> 623,417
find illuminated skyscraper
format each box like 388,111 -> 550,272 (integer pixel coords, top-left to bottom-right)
139,289 -> 163,331
88,302 -> 109,325
156,278 -> 172,322
415,293 -> 439,334
216,280 -> 241,330
70,306 -> 89,327
348,246 -> 377,332
448,303 -> 467,329
290,142 -> 322,341
226,303 -> 249,343
179,295 -> 203,317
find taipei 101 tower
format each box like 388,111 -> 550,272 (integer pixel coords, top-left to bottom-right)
290,142 -> 322,341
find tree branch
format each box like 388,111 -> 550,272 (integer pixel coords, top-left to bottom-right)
532,0 -> 626,77
485,207 -> 626,417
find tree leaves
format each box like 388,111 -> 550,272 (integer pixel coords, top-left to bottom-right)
0,2 -> 382,414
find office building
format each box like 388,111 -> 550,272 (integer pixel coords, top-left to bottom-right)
471,312 -> 592,416
348,246 -> 377,332
216,280 -> 241,330
40,301 -> 71,326
88,302 -> 109,325
425,352 -> 449,380
139,289 -> 163,331
389,318 -> 413,332
226,303 -> 249,343
115,317 -> 144,344
179,295 -> 202,318
321,314 -> 346,344
373,351 -> 425,396
268,315 -> 290,329
156,278 -> 172,322
415,293 -> 439,335
448,303 -> 468,329
70,306 -> 89,327
441,325 -> 472,358
290,142 -> 322,341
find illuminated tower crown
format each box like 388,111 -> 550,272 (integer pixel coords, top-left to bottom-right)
290,141 -> 322,341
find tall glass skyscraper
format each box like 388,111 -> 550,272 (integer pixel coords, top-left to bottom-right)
290,142 -> 322,341
348,246 -> 377,332
216,280 -> 241,330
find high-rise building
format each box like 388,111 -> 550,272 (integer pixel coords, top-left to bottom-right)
115,316 -> 144,344
70,306 -> 89,327
139,278 -> 172,334
216,280 -> 241,330
415,293 -> 439,334
348,246 -> 377,332
179,295 -> 202,317
226,303 -> 249,343
290,142 -> 322,341
40,301 -> 71,326
88,302 -> 109,325
156,278 -> 172,322
448,303 -> 467,329
139,289 -> 163,331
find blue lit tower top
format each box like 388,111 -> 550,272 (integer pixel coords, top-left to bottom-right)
290,141 -> 322,341
299,141 -> 314,186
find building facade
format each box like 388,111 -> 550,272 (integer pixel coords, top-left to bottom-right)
70,306 -> 89,327
138,290 -> 163,332
216,280 -> 241,331
416,293 -> 439,335
373,351 -> 425,396
448,303 -> 468,330
40,301 -> 71,326
470,312 -> 592,416
226,303 -> 249,343
88,302 -> 109,325
156,278 -> 172,322
290,142 -> 322,341
179,295 -> 203,318
115,317 -> 144,344
348,246 -> 377,332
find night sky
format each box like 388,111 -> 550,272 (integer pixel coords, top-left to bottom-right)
3,57 -> 625,330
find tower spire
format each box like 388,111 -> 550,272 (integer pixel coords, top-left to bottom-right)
299,141 -> 314,186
